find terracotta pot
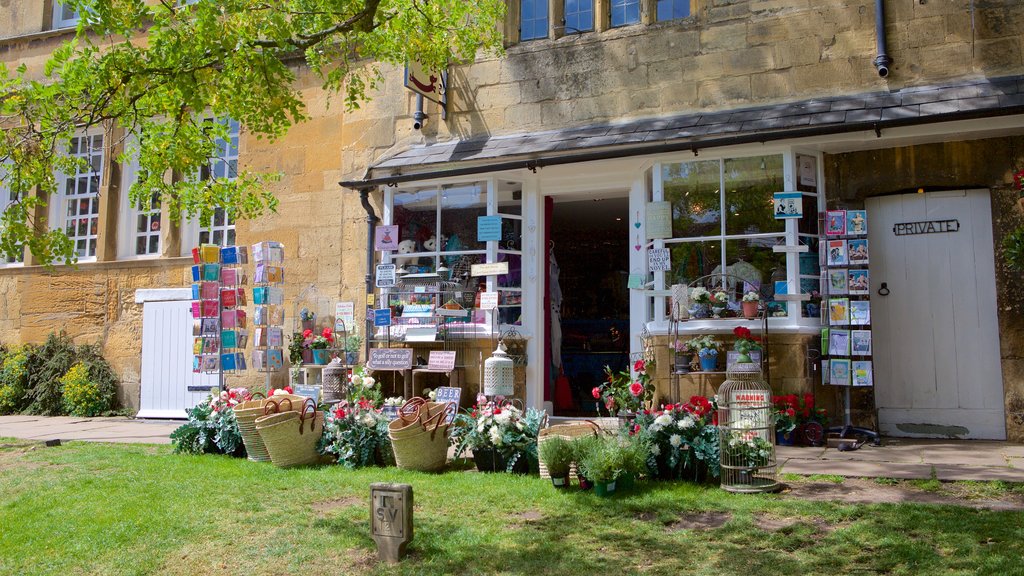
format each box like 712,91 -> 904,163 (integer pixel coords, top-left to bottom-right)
742,301 -> 759,318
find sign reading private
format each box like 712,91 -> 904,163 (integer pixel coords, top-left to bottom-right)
375,264 -> 397,288
648,248 -> 671,272
367,348 -> 414,371
893,219 -> 960,236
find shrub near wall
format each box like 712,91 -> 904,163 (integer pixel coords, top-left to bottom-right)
0,333 -> 119,416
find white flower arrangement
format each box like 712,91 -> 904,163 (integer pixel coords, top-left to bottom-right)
383,396 -> 404,407
742,291 -> 761,303
690,286 -> 712,304
712,290 -> 729,304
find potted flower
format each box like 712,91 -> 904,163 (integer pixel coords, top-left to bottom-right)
306,327 -> 335,365
632,396 -> 720,481
299,308 -> 315,331
687,336 -> 721,372
615,434 -> 650,492
451,399 -> 545,473
288,332 -> 308,365
538,436 -> 574,488
732,326 -> 761,365
572,435 -> 601,489
593,359 -> 653,418
577,437 -> 622,496
689,286 -> 712,318
772,395 -> 799,445
672,339 -> 692,374
318,399 -> 393,468
711,290 -> 729,317
741,291 -> 760,319
344,333 -> 361,365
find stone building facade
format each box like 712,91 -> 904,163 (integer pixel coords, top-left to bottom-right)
1,1 -> 1022,440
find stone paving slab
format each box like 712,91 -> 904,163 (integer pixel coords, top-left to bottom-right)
779,458 -> 939,480
933,465 -> 1024,482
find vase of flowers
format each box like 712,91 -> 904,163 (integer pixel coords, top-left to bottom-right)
689,287 -> 712,318
686,336 -> 721,372
741,291 -> 760,319
711,290 -> 729,318
451,399 -> 546,473
772,395 -> 799,446
672,340 -> 692,374
732,326 -> 761,365
306,327 -> 334,365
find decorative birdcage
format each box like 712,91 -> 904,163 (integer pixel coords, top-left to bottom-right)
322,358 -> 347,404
716,363 -> 780,493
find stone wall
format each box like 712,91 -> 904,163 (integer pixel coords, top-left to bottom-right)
825,135 -> 1024,441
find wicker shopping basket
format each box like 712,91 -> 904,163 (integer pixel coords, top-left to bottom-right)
537,421 -> 601,479
255,398 -> 323,468
233,393 -> 273,462
388,401 -> 456,473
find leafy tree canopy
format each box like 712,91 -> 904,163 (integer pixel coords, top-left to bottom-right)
0,0 -> 506,265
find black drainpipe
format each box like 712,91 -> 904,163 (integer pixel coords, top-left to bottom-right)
358,187 -> 379,360
874,0 -> 893,78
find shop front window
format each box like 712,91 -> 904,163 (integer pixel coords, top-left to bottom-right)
658,154 -> 809,320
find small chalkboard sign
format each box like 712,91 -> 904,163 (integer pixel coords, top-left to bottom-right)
434,386 -> 461,423
368,348 -> 414,371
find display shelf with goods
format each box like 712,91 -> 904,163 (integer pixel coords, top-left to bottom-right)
291,284 -> 350,387
251,242 -> 286,388
820,210 -> 880,445
189,244 -> 249,389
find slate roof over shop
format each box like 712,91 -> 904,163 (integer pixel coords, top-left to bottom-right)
365,74 -> 1024,179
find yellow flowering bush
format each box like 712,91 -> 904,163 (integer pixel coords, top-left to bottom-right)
0,348 -> 30,415
60,362 -> 108,417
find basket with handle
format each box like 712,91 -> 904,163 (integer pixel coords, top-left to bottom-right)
233,392 -> 273,462
389,402 -> 456,472
537,420 -> 601,479
255,398 -> 323,468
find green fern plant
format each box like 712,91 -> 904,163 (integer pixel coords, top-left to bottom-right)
1005,227 -> 1024,272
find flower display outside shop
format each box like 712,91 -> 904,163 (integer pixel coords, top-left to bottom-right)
347,365 -> 380,406
170,388 -> 252,457
630,395 -> 720,481
690,286 -> 712,304
305,327 -> 335,349
732,326 -> 762,363
451,399 -> 546,472
318,399 -> 393,468
592,359 -> 654,416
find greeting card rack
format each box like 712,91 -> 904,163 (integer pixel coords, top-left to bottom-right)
820,209 -> 880,445
189,244 -> 249,391
251,241 -> 286,389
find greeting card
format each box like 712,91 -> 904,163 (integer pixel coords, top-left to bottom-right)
191,284 -> 200,300
220,288 -> 238,308
828,269 -> 848,294
221,329 -> 238,350
851,330 -> 872,355
203,338 -> 219,354
221,309 -> 238,329
828,298 -> 850,326
221,267 -> 239,286
191,247 -> 201,265
200,282 -> 219,300
193,355 -> 202,373
266,349 -> 284,371
253,286 -> 267,305
221,352 -> 237,371
852,360 -> 873,386
202,263 -> 220,282
825,210 -> 846,236
846,210 -> 868,236
266,287 -> 285,305
202,355 -> 220,372
267,327 -> 283,347
253,327 -> 267,347
826,239 -> 848,266
829,329 -> 850,356
190,265 -> 200,282
200,243 -> 221,263
850,300 -> 871,325
191,301 -> 201,319
252,350 -> 266,371
848,269 -> 869,295
235,330 -> 249,349
847,239 -> 869,264
220,245 -> 248,265
201,300 -> 219,318
192,337 -> 203,355
829,358 -> 851,386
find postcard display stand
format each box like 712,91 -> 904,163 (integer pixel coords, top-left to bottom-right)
821,210 -> 880,444
252,242 -> 286,388
191,244 -> 249,389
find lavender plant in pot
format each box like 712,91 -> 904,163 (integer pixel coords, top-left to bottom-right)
538,436 -> 573,488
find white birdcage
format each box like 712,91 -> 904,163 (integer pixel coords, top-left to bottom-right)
717,363 -> 780,493
483,341 -> 514,397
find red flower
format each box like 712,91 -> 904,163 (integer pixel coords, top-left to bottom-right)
322,327 -> 334,342
592,387 -> 601,399
786,408 -> 795,417
494,408 -> 502,415
606,399 -> 616,411
302,329 -> 313,339
633,359 -> 646,373
803,393 -> 814,408
284,386 -> 293,394
629,382 -> 643,397
733,326 -> 752,340
665,404 -> 675,411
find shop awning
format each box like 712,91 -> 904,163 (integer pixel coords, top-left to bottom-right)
340,74 -> 1024,189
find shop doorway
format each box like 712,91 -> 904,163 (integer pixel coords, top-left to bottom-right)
867,190 -> 1005,439
548,197 -> 630,416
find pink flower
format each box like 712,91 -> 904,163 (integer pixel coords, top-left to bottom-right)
629,382 -> 643,397
591,387 -> 601,399
633,359 -> 646,373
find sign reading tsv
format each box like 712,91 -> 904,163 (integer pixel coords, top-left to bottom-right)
893,219 -> 959,236
367,348 -> 414,371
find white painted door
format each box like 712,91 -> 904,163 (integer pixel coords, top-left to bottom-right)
867,190 -> 1004,439
137,299 -> 217,419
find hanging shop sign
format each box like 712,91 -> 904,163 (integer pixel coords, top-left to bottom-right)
772,192 -> 803,219
375,263 -> 397,288
367,348 -> 414,371
405,60 -> 447,108
373,308 -> 392,327
477,216 -> 503,242
627,273 -> 645,289
470,262 -> 509,277
645,201 -> 672,240
375,225 -> 400,251
892,219 -> 959,236
648,248 -> 672,272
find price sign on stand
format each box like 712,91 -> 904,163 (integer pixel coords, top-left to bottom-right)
434,387 -> 462,423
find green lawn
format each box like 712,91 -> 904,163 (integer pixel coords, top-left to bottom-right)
1,439 -> 1023,576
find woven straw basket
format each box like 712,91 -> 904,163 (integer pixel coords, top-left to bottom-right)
255,398 -> 323,468
388,400 -> 455,473
537,421 -> 601,479
235,395 -> 307,462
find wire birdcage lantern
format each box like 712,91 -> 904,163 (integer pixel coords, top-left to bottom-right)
322,358 -> 347,404
717,363 -> 780,493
